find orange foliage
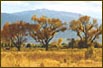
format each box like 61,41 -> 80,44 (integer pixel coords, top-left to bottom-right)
69,15 -> 102,44
30,15 -> 66,50
79,16 -> 90,23
1,21 -> 29,51
31,15 -> 37,21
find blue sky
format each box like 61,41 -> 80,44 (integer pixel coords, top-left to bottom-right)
1,1 -> 102,19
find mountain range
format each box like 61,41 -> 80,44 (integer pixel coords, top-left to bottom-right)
1,9 -> 82,27
1,9 -> 102,43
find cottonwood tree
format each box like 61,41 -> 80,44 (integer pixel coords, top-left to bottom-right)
69,16 -> 102,48
69,16 -> 102,58
29,15 -> 66,51
1,21 -> 28,51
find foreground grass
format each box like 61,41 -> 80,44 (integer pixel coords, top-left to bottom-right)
1,48 -> 102,67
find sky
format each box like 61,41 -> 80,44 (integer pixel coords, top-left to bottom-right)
1,1 -> 102,19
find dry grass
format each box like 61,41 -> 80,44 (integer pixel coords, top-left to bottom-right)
1,48 -> 102,67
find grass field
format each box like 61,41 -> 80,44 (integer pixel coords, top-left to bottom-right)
1,48 -> 102,67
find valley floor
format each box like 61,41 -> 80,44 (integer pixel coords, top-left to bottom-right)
1,48 -> 102,67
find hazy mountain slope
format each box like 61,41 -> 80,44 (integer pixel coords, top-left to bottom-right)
1,9 -> 81,27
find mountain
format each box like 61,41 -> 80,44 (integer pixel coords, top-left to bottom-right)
1,9 -> 82,28
1,9 -> 102,44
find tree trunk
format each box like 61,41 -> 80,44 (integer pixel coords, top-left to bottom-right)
84,26 -> 88,47
45,45 -> 48,51
45,42 -> 49,51
84,23 -> 88,48
85,37 -> 88,48
17,46 -> 21,51
85,46 -> 93,59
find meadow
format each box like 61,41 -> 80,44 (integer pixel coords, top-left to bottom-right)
1,48 -> 102,67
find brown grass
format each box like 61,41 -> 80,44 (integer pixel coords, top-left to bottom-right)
1,48 -> 102,67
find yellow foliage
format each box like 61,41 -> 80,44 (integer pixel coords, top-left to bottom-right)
55,21 -> 62,27
3,22 -> 10,30
57,38 -> 63,45
86,24 -> 93,30
88,29 -> 97,36
79,16 -> 90,23
31,15 -> 37,21
70,20 -> 82,30
4,22 -> 10,26
31,24 -> 41,31
60,27 -> 67,32
50,38 -> 63,48
50,41 -> 58,47
39,16 -> 47,23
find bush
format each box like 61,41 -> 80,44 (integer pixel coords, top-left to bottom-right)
94,42 -> 102,48
25,43 -> 31,48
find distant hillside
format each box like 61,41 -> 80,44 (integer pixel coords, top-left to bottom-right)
1,9 -> 82,28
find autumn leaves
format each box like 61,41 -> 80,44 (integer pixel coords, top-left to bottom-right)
69,16 -> 102,47
30,15 -> 66,51
1,21 -> 29,51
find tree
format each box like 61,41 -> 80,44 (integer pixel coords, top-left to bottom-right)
68,38 -> 75,49
1,21 -> 28,51
29,15 -> 66,51
50,38 -> 63,48
69,16 -> 102,48
69,16 -> 102,58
